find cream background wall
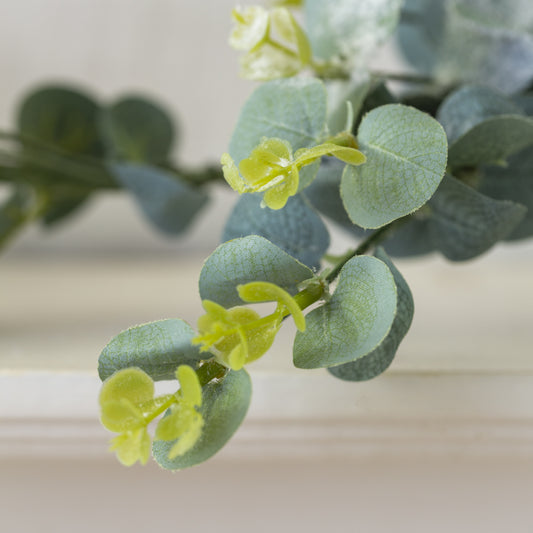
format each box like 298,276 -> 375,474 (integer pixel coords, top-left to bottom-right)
0,0 -> 403,256
0,0 -> 252,255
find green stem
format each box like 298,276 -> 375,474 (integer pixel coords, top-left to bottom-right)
370,70 -> 436,85
281,221 -> 402,320
144,395 -> 178,425
0,186 -> 51,250
144,360 -> 227,425
292,279 -> 326,311
176,165 -> 225,186
311,59 -> 350,80
325,222 -> 398,283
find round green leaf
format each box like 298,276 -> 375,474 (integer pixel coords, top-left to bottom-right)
305,0 -> 401,63
109,163 -> 208,235
17,86 -> 103,156
98,319 -> 203,382
514,92 -> 533,116
199,235 -> 314,308
228,78 -> 327,165
101,95 -> 175,164
437,85 -> 521,144
437,85 -> 533,168
293,255 -> 397,369
449,116 -> 533,169
328,248 -> 413,381
479,146 -> 533,240
222,193 -> 330,270
377,216 -> 435,258
304,159 -> 354,228
153,369 -> 251,470
428,174 -> 527,261
397,0 -> 533,94
341,104 -> 448,229
325,73 -> 371,135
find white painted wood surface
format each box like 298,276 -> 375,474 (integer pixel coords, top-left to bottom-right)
2,237 -> 533,533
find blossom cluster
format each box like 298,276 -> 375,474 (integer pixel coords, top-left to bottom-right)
221,137 -> 366,209
229,5 -> 311,80
99,365 -> 203,466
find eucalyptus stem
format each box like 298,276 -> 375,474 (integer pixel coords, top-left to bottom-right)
370,70 -> 436,85
289,220 -> 402,316
177,165 -> 225,186
144,395 -> 178,425
311,59 -> 350,80
325,222 -> 398,283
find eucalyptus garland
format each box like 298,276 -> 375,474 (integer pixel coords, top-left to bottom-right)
4,0 -> 533,470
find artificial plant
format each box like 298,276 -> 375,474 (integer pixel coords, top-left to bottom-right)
0,86 -> 222,249
92,0 -> 533,468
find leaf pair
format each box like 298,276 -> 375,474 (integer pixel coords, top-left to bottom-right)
227,77 -> 449,230
98,324 -> 252,471
200,235 -> 410,378
2,85 -> 207,243
222,136 -> 365,209
398,0 -> 533,94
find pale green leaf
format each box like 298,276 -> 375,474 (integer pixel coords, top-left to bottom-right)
437,85 -> 521,144
109,163 -> 208,235
228,78 -> 327,165
101,95 -> 175,164
325,73 -> 372,135
17,85 -> 104,156
514,93 -> 533,116
98,319 -> 203,382
153,369 -> 252,470
305,0 -> 402,63
305,159 -> 437,257
397,0 -> 533,94
199,235 -> 314,308
293,255 -> 397,369
447,116 -> 533,169
304,159 -> 354,228
328,248 -> 414,381
437,85 -> 533,168
354,82 -> 397,131
341,104 -> 448,228
428,175 -> 527,260
478,147 -> 533,240
376,217 -> 435,257
222,193 -> 329,270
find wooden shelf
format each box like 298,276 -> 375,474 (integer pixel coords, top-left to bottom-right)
2,245 -> 533,460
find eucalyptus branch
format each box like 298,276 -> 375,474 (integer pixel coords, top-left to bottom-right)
325,221 -> 401,283
370,70 -> 436,85
173,165 -> 225,187
287,220 -> 404,317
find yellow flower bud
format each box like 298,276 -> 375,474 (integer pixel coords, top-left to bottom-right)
221,137 -> 366,209
193,300 -> 281,370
